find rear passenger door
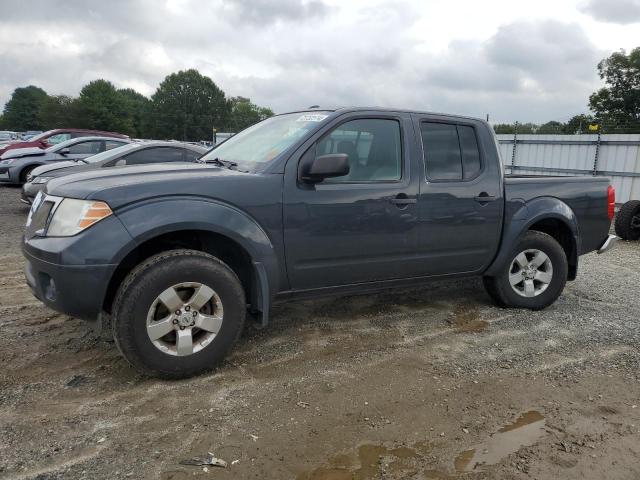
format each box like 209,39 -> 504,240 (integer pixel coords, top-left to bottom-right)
414,116 -> 503,275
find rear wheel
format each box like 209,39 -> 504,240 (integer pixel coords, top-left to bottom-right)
112,249 -> 246,379
614,200 -> 640,241
483,231 -> 567,310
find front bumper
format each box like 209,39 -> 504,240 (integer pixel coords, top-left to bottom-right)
21,214 -> 134,321
597,234 -> 618,254
24,247 -> 115,321
21,182 -> 43,204
0,165 -> 19,184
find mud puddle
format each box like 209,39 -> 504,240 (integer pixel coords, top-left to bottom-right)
300,411 -> 545,479
297,442 -> 432,480
453,410 -> 545,472
448,304 -> 487,333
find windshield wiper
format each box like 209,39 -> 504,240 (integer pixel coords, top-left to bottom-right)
203,157 -> 238,170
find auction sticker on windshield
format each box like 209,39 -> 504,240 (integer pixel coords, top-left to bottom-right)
297,114 -> 328,122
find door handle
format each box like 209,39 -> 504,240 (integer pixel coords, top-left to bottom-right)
474,193 -> 497,203
388,194 -> 417,206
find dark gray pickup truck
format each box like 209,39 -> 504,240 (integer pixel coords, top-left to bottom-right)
22,108 -> 618,378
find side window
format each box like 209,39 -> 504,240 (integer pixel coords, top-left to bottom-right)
105,140 -> 125,151
122,147 -> 184,165
420,122 -> 482,181
67,140 -> 103,154
183,149 -> 203,162
47,133 -> 71,145
316,118 -> 402,183
458,126 -> 481,179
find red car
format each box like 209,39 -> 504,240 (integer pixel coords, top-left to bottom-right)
0,129 -> 129,157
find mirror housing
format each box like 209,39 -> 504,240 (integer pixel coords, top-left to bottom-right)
59,148 -> 71,155
300,153 -> 349,183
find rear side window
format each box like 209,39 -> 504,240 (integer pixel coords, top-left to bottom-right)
105,140 -> 126,151
183,149 -> 203,162
420,122 -> 482,181
458,126 -> 481,180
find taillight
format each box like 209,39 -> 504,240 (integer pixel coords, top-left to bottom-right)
607,185 -> 615,221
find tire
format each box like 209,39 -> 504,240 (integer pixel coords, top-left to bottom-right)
614,200 -> 640,241
20,165 -> 36,184
112,249 -> 246,379
483,231 -> 567,310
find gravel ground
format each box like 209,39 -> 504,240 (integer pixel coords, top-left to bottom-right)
0,185 -> 639,480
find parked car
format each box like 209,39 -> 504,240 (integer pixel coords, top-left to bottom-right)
0,128 -> 129,157
0,136 -> 130,184
23,107 -> 617,378
614,199 -> 640,240
21,131 -> 44,140
22,141 -> 207,203
0,131 -> 19,143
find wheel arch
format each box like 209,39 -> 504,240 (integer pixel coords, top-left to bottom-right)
103,199 -> 281,325
486,197 -> 580,280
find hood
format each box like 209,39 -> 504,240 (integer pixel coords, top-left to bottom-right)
31,160 -> 80,177
1,146 -> 45,160
46,162 -> 247,209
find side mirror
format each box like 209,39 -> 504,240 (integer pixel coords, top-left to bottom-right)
59,148 -> 70,155
299,153 -> 349,183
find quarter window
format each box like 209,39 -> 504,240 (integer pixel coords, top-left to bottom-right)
316,118 -> 402,183
420,122 -> 482,181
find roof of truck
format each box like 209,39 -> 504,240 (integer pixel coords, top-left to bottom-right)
281,106 -> 486,123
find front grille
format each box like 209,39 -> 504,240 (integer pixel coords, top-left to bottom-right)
25,200 -> 54,238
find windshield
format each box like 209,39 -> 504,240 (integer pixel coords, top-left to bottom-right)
29,130 -> 54,142
200,111 -> 331,170
45,137 -> 79,152
84,143 -> 140,163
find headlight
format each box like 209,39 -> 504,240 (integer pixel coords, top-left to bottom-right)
32,176 -> 51,184
0,159 -> 14,165
47,198 -> 113,236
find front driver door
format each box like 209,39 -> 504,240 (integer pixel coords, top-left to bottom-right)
283,114 -> 420,290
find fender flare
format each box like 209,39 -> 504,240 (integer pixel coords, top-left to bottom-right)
485,196 -> 580,278
112,196 -> 280,323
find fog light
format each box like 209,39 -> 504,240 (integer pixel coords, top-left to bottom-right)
40,273 -> 57,302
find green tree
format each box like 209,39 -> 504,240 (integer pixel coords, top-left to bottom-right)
564,114 -> 595,134
537,121 -> 564,134
118,88 -> 151,138
2,85 -> 48,130
37,95 -> 80,130
228,96 -> 274,131
75,80 -> 133,135
493,122 -> 537,134
589,47 -> 640,130
148,69 -> 230,141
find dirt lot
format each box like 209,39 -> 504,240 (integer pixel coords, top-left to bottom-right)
1,186 -> 639,480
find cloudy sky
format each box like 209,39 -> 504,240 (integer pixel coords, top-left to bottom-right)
0,0 -> 638,122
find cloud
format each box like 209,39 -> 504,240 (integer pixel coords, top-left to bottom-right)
579,0 -> 640,24
222,0 -> 330,24
0,1 -> 612,124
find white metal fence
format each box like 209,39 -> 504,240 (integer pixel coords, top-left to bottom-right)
497,134 -> 640,204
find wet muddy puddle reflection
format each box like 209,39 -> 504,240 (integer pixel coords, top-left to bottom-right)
299,411 -> 545,479
452,410 -> 545,473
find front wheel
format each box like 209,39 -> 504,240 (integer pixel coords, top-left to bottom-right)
483,231 -> 567,310
112,249 -> 246,379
